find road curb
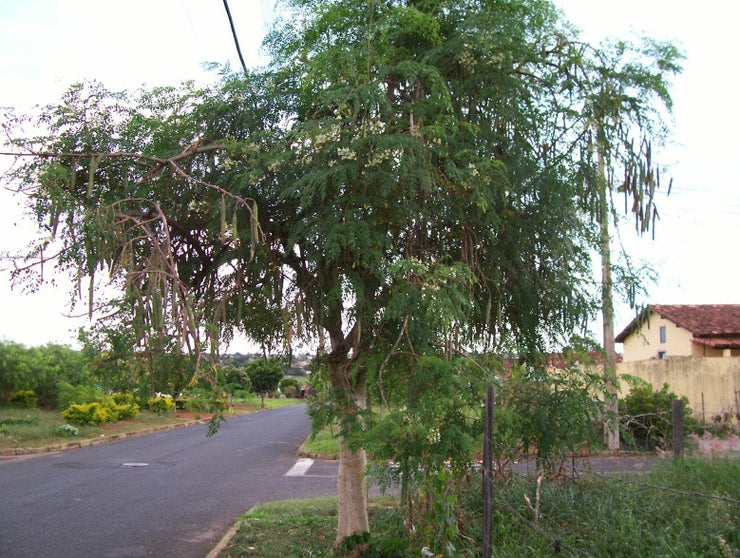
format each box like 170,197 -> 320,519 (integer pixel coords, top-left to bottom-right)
206,519 -> 242,558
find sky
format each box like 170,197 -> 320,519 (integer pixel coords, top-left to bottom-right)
0,0 -> 737,352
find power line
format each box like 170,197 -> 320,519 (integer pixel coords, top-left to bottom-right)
222,0 -> 248,75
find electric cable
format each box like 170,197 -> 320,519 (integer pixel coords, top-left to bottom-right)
222,0 -> 248,75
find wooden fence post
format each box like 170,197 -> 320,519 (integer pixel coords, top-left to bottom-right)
483,386 -> 494,558
672,399 -> 684,458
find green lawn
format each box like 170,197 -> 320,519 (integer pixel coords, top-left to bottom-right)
0,406 -> 187,451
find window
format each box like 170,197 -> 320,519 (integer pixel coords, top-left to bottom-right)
657,350 -> 667,359
659,325 -> 666,343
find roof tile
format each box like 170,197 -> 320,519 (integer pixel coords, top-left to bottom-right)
616,304 -> 740,342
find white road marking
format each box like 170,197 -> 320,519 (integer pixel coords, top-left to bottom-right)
285,458 -> 314,477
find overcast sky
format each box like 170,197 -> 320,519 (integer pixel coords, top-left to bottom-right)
0,0 -> 737,351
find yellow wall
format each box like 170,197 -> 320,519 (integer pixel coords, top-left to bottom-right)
620,311 -> 695,362
618,357 -> 740,422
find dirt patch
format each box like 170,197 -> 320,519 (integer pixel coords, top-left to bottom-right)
173,412 -> 213,421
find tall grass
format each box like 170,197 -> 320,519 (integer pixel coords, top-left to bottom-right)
219,457 -> 739,557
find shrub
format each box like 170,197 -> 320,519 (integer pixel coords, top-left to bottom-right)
620,379 -> 697,450
9,390 -> 38,408
61,402 -> 117,425
114,401 -> 140,420
184,395 -> 207,414
111,392 -> 135,406
279,377 -> 300,397
111,393 -> 140,419
218,365 -> 251,394
59,391 -> 139,424
56,423 -> 79,436
148,395 -> 175,414
56,382 -> 101,410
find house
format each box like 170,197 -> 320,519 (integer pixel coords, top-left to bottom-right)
615,304 -> 740,362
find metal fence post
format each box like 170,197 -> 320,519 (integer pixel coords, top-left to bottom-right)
672,399 -> 684,458
483,386 -> 494,557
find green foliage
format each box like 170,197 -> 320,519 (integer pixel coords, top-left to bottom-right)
278,376 -> 299,397
147,395 -> 175,414
496,360 -> 604,474
78,323 -> 198,398
360,355 -> 493,553
620,379 -> 697,450
218,364 -> 251,394
111,392 -> 135,406
0,341 -> 91,408
59,391 -> 140,425
56,382 -> 101,410
182,393 -> 208,414
246,358 -> 284,396
111,393 -> 140,420
8,390 -> 38,408
224,497 -> 406,558
56,423 -> 79,436
61,402 -> 116,425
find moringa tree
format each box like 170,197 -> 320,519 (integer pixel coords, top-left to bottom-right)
3,0 -> 679,546
575,37 -> 683,449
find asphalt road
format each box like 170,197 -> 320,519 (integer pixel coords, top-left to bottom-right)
0,405 -> 337,558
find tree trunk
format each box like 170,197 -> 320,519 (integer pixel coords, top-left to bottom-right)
335,435 -> 369,546
327,354 -> 370,547
597,144 -> 620,450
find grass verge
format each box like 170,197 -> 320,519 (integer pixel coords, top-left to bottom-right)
218,457 -> 739,557
299,424 -> 339,458
219,496 -> 403,557
0,407 -> 188,451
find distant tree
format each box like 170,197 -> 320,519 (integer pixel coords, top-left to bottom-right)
218,364 -> 251,394
0,341 -> 90,407
246,358 -> 283,407
278,376 -> 300,397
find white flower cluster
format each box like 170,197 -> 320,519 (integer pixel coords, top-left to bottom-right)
337,146 -> 357,160
363,118 -> 385,135
367,146 -> 403,168
427,426 -> 441,444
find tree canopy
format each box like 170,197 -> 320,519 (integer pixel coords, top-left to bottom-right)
3,0 -> 681,547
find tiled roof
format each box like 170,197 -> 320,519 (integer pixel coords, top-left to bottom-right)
616,304 -> 740,342
545,351 -> 622,368
691,336 -> 740,349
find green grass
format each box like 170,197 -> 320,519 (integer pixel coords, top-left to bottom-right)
231,395 -> 305,410
0,406 -> 192,451
218,457 -> 740,557
220,497 -> 403,557
300,424 -> 339,458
